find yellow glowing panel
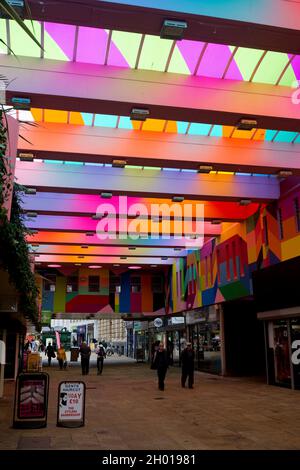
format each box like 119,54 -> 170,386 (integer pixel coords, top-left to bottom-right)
44,110 -> 68,123
165,121 -> 178,133
69,112 -> 84,125
31,108 -> 43,121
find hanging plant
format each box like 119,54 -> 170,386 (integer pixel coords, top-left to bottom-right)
0,111 -> 39,326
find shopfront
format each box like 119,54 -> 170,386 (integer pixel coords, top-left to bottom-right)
258,308 -> 300,390
148,316 -> 186,366
186,306 -> 222,375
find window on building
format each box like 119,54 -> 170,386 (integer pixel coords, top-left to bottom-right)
43,274 -> 56,292
277,208 -> 284,240
294,198 -> 300,233
88,275 -> 100,292
232,241 -> 237,279
66,276 -> 78,293
130,276 -> 141,293
152,275 -> 163,293
110,275 -> 121,293
263,215 -> 269,246
226,244 -> 231,281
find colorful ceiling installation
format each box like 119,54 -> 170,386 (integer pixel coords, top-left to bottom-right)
1,20 -> 300,144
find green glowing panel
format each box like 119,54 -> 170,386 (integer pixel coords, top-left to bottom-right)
253,51 -> 295,85
10,20 -> 41,58
111,30 -> 142,68
230,46 -> 264,81
168,45 -> 190,75
139,35 -> 173,71
44,30 -> 69,61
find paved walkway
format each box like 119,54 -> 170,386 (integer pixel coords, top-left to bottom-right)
1,360 -> 300,450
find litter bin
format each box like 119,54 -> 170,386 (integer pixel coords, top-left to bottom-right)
70,347 -> 79,362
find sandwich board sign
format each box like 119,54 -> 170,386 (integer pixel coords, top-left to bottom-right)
57,381 -> 86,428
13,372 -> 49,428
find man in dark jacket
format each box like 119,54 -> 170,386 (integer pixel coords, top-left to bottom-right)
153,342 -> 169,391
181,342 -> 195,389
79,341 -> 91,375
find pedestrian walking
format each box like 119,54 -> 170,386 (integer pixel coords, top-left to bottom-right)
57,345 -> 67,370
152,342 -> 169,391
79,341 -> 91,375
45,343 -> 56,367
96,343 -> 106,375
181,342 -> 195,389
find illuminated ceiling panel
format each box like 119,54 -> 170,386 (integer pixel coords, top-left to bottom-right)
1,20 -> 299,87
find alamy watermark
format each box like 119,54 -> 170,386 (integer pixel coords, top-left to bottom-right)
291,80 -> 300,105
93,196 -> 204,249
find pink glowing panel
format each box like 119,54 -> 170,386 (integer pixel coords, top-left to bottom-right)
48,264 -> 61,267
128,266 -> 141,269
197,43 -> 242,80
77,27 -> 108,64
88,265 -> 102,269
44,23 -> 76,60
177,40 -> 205,74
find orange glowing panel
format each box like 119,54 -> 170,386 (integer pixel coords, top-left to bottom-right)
44,109 -> 68,123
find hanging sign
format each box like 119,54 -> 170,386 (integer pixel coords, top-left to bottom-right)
57,381 -> 86,428
153,317 -> 163,328
13,372 -> 49,428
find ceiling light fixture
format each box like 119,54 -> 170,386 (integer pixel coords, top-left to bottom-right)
128,247 -> 136,250
75,263 -> 82,266
161,256 -> 168,260
113,264 -> 120,267
130,108 -> 150,121
11,96 -> 31,110
85,232 -> 94,236
277,170 -> 293,178
150,264 -> 157,268
100,192 -> 112,199
172,196 -> 184,202
48,264 -> 61,268
239,199 -> 252,206
198,165 -> 213,173
24,188 -> 36,195
88,265 -> 102,269
26,211 -> 37,218
19,153 -> 34,162
160,19 -> 187,40
128,266 -> 141,270
236,119 -> 258,131
112,159 -> 127,168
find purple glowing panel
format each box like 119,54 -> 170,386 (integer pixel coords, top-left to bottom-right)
44,23 -> 76,60
290,54 -> 300,81
77,27 -> 108,64
107,40 -> 130,68
177,40 -> 205,74
197,43 -> 242,80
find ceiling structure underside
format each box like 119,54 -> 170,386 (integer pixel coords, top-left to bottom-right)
2,0 -> 300,268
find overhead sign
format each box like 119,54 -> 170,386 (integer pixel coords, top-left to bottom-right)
13,373 -> 49,428
57,381 -> 86,428
153,317 -> 163,328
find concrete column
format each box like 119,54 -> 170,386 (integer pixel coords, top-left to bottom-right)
0,330 -> 7,398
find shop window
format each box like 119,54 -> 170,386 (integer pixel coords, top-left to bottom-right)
88,275 -> 100,292
263,215 -> 269,246
294,198 -> 300,233
152,275 -> 163,293
110,275 -> 121,293
226,244 -> 231,281
66,276 -> 78,293
210,253 -> 213,286
205,256 -> 208,288
43,274 -> 56,292
232,241 -> 237,279
277,208 -> 284,240
216,249 -> 221,283
131,276 -> 141,293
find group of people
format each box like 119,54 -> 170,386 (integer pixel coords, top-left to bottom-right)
79,341 -> 107,375
151,341 -> 194,391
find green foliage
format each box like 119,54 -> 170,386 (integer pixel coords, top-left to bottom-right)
0,112 -> 39,325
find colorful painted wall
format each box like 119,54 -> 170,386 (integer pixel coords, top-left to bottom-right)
39,267 -> 166,316
167,179 -> 300,313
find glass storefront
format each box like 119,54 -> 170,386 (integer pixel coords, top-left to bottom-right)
265,316 -> 300,389
186,307 -> 221,375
